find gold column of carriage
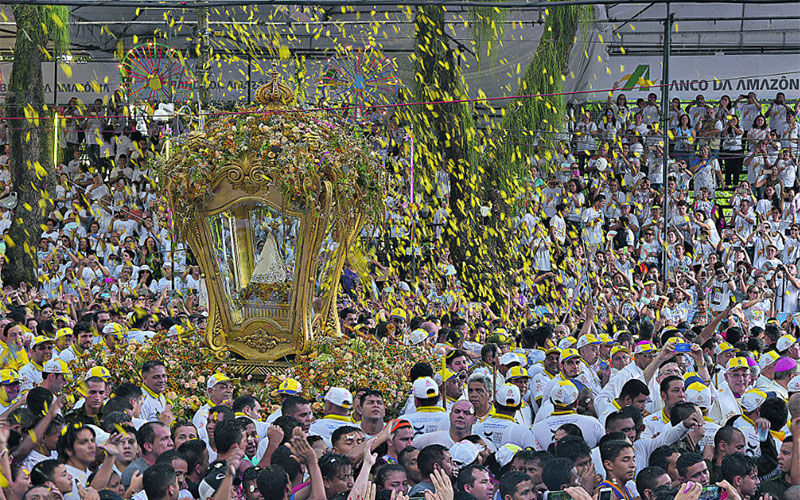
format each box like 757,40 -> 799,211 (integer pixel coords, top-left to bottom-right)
156,66 -> 386,375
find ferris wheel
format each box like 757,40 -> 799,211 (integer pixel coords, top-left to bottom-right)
318,45 -> 400,123
120,42 -> 194,103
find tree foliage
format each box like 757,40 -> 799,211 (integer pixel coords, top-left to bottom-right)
2,6 -> 69,287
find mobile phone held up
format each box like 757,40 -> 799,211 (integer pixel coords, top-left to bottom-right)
674,342 -> 692,353
699,486 -> 721,500
544,491 -> 573,500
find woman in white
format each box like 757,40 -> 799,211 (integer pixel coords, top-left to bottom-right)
747,115 -> 770,148
608,93 -> 631,128
691,146 -> 723,199
777,149 -> 798,190
721,115 -> 744,186
598,108 -> 620,147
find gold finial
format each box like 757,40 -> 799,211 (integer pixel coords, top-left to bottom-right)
255,61 -> 294,108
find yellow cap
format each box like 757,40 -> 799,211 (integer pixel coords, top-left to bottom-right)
32,336 -> 54,348
561,348 -> 580,361
506,366 -> 531,380
0,369 -> 19,385
728,357 -> 749,370
56,328 -> 73,339
611,345 -> 630,355
85,366 -> 111,381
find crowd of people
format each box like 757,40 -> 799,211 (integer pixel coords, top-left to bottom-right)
0,88 -> 795,500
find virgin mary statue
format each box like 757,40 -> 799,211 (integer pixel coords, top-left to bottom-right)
250,231 -> 287,285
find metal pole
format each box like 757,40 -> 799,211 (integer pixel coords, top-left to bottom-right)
197,6 -> 210,106
247,54 -> 252,103
660,4 -> 673,279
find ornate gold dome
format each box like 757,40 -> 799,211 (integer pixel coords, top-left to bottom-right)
255,62 -> 295,108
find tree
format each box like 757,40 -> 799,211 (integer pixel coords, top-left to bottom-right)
2,6 -> 69,287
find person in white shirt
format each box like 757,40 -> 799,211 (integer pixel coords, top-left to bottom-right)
399,377 -> 450,438
533,380 -> 604,449
581,194 -> 605,252
413,400 -> 477,450
140,360 -> 169,422
19,336 -> 55,392
308,387 -> 356,446
735,92 -> 761,132
473,385 -> 537,450
192,373 -> 233,441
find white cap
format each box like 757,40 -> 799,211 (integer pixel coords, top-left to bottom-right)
787,374 -> 800,393
758,351 -> 780,371
405,328 -> 428,346
685,382 -> 712,409
496,444 -> 522,467
324,387 -> 354,409
499,353 -> 521,367
777,335 -> 798,353
557,337 -> 576,350
449,442 -> 479,469
740,389 -> 767,413
412,377 -> 440,399
43,359 -> 71,375
551,380 -> 579,406
576,334 -> 601,350
207,373 -> 231,390
495,384 -> 521,407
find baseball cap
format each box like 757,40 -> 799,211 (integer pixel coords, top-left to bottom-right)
390,308 -> 407,321
716,342 -> 735,355
599,334 -> 614,345
505,366 -> 531,380
31,336 -> 54,348
85,366 -> 111,381
412,377 -> 440,399
496,444 -> 523,467
273,378 -> 303,396
207,373 -> 231,390
499,353 -> 522,367
611,345 -> 630,356
557,337 -> 577,350
0,369 -> 18,385
576,334 -> 601,350
741,389 -> 767,413
43,359 -> 71,375
685,382 -> 712,409
102,322 -> 126,340
56,327 -> 73,339
777,335 -> 798,353
682,371 -> 705,388
551,380 -> 579,406
199,463 -> 236,500
560,348 -> 580,362
495,384 -> 521,407
634,341 -> 657,355
727,357 -> 749,371
758,351 -> 780,371
544,346 -> 561,356
775,357 -> 798,374
449,442 -> 479,469
435,368 -> 458,384
324,387 -> 354,409
405,329 -> 428,346
788,374 -> 800,393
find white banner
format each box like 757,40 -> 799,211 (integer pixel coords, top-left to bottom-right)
579,54 -> 800,101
